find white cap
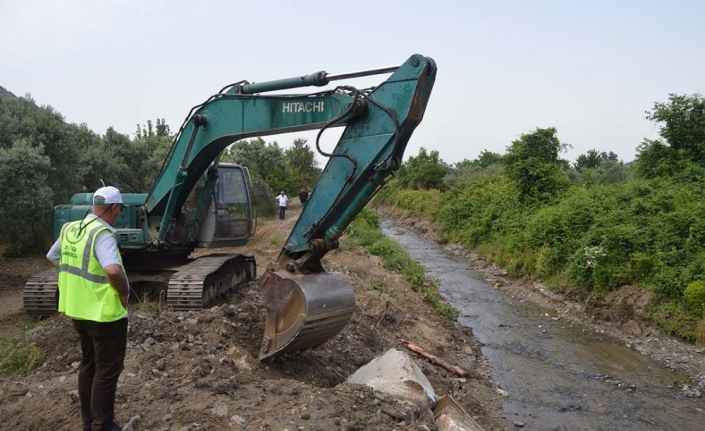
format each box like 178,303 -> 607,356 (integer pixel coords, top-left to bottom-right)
93,186 -> 123,205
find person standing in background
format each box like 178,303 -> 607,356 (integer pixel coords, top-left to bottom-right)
276,190 -> 289,220
299,188 -> 309,207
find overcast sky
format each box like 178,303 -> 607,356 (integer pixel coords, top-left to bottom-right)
2,0 -> 704,166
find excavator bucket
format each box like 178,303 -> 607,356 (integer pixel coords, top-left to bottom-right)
258,269 -> 356,360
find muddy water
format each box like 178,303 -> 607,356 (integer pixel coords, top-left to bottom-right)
381,221 -> 704,431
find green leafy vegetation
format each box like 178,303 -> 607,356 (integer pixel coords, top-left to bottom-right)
344,209 -> 459,319
375,93 -> 705,341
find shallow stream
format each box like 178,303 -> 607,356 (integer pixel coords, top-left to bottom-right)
381,220 -> 704,431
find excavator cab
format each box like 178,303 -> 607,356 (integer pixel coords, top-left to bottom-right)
196,163 -> 255,248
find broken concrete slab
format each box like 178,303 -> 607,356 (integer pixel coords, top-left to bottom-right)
346,348 -> 436,407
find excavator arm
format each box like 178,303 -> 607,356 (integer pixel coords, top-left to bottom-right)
143,54 -> 436,360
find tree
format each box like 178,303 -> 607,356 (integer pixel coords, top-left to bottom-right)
136,118 -> 171,139
635,93 -> 705,179
225,138 -> 287,183
398,147 -> 450,190
284,138 -> 321,190
0,140 -> 53,256
502,127 -> 571,203
574,150 -> 619,171
444,151 -> 504,188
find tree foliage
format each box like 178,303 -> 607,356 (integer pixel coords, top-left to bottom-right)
444,151 -> 503,187
502,127 -> 571,202
0,140 -> 53,255
574,149 -> 619,171
635,93 -> 705,179
398,147 -> 450,190
285,138 -> 321,191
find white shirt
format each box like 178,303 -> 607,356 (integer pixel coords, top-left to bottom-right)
276,194 -> 288,207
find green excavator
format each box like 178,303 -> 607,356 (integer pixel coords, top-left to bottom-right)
23,54 -> 437,360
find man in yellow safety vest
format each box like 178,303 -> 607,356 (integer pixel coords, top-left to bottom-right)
47,185 -> 130,431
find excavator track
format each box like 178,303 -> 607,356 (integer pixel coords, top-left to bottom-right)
166,253 -> 256,311
23,269 -> 60,318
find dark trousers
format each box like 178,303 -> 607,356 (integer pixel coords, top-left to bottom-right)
279,206 -> 286,220
72,318 -> 128,431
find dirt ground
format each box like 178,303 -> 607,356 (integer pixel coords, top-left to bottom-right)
0,203 -> 509,431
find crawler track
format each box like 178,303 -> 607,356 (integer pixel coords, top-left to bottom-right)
23,254 -> 256,316
166,253 -> 256,311
23,269 -> 59,318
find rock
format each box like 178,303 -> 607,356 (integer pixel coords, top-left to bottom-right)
346,348 -> 436,408
121,414 -> 141,431
9,385 -> 29,397
145,337 -> 156,345
69,390 -> 79,403
513,421 -> 525,428
212,403 -> 229,417
59,376 -> 67,383
496,388 -> 508,397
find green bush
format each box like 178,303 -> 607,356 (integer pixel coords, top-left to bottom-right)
684,281 -> 705,313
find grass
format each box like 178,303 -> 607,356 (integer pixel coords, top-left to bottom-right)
0,338 -> 45,376
137,291 -> 159,315
345,209 -> 460,319
365,281 -> 388,293
269,234 -> 286,246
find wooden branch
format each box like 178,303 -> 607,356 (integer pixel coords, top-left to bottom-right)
375,301 -> 391,328
402,339 -> 469,377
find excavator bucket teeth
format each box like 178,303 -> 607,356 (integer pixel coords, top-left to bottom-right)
259,269 -> 356,360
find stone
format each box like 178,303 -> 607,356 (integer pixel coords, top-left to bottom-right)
212,403 -> 229,417
231,414 -> 248,428
346,348 -> 435,408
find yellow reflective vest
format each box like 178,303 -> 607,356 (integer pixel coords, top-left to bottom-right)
57,218 -> 127,322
